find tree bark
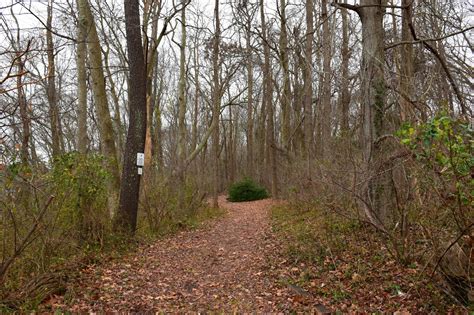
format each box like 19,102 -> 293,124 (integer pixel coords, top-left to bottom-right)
191,45 -> 200,153
293,27 -> 305,156
303,0 -> 314,174
337,0 -> 390,230
211,0 -> 221,208
177,0 -> 187,209
95,1 -> 125,158
399,0 -> 415,122
77,0 -> 120,214
245,7 -> 254,176
143,2 -> 159,180
320,0 -> 332,159
102,46 -> 124,159
261,0 -> 278,198
359,0 -> 389,230
46,0 -> 63,159
339,1 -> 350,134
153,74 -> 164,170
279,0 -> 291,149
17,54 -> 29,165
76,0 -> 88,154
115,0 -> 147,234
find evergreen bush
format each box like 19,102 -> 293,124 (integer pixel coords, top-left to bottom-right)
228,177 -> 268,202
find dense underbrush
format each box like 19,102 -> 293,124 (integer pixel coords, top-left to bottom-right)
275,114 -> 472,310
271,202 -> 464,312
0,153 -> 223,311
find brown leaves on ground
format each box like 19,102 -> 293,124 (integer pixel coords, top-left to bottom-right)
43,196 -> 464,313
50,196 -> 321,312
270,205 -> 466,313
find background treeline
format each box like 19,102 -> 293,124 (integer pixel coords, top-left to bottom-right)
0,0 -> 472,308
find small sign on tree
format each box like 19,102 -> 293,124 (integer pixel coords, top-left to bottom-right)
136,153 -> 145,167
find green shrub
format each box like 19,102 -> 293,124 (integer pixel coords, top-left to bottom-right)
50,152 -> 110,244
228,177 -> 268,202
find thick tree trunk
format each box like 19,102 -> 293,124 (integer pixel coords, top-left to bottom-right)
359,0 -> 384,169
359,0 -> 389,230
338,0 -> 390,230
116,0 -> 147,234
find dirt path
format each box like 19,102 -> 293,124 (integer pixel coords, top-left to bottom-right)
61,196 -> 315,312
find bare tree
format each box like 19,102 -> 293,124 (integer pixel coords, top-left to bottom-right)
76,2 -> 88,154
260,0 -> 278,198
278,0 -> 291,149
303,0 -> 314,165
115,0 -> 147,234
319,0 -> 333,159
177,0 -> 188,209
77,0 -> 120,214
336,0 -> 390,230
211,0 -> 222,208
46,0 -> 63,158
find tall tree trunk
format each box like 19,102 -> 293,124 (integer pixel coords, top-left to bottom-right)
143,3 -> 159,180
211,0 -> 221,208
337,0 -> 390,230
177,1 -> 187,209
152,61 -> 165,171
256,97 -> 267,184
245,15 -> 254,176
320,0 -> 332,159
77,0 -> 120,215
75,4 -> 90,239
228,98 -> 236,183
116,0 -> 147,234
154,97 -> 163,170
76,2 -> 88,154
359,0 -> 389,230
303,0 -> 314,169
279,0 -> 291,149
293,27 -> 305,156
339,1 -> 350,134
397,0 -> 414,121
95,1 -> 125,158
261,0 -> 278,198
46,0 -> 63,159
17,55 -> 29,165
102,46 -> 124,159
191,45 -> 200,154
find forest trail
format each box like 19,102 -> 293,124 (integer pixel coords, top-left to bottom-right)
61,196 -> 319,312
